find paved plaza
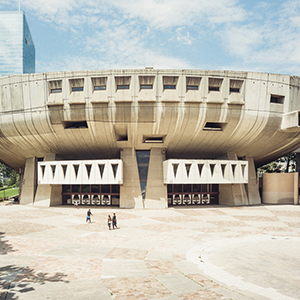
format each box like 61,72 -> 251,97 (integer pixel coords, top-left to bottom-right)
0,203 -> 300,300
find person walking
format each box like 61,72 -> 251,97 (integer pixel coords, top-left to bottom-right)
86,209 -> 93,222
107,215 -> 112,230
112,213 -> 117,229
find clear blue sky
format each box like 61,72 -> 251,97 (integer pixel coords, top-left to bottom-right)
1,0 -> 300,75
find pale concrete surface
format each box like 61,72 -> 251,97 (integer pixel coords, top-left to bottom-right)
0,204 -> 300,299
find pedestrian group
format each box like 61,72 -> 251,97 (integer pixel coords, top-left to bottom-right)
85,209 -> 118,230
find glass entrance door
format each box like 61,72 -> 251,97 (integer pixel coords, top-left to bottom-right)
167,184 -> 219,206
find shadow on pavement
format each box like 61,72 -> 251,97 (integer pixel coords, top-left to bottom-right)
0,265 -> 69,299
0,232 -> 14,255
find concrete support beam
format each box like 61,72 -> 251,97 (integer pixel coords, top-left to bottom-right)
19,157 -> 37,205
245,156 -> 261,205
144,148 -> 167,208
120,148 -> 142,208
34,154 -> 62,207
219,153 -> 248,205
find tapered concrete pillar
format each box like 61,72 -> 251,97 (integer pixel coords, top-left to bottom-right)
144,148 -> 167,208
19,157 -> 37,205
219,153 -> 248,205
34,154 -> 62,207
120,148 -> 143,208
245,156 -> 261,205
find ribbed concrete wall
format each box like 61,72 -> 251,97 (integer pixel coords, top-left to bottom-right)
1,69 -> 300,170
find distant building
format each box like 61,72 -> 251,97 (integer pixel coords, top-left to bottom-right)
0,11 -> 35,76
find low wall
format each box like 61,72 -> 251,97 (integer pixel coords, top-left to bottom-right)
262,173 -> 298,204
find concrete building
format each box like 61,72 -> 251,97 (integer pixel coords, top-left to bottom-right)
0,11 -> 35,76
0,69 -> 300,208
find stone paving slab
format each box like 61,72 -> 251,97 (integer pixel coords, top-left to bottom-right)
1,204 -> 300,299
155,274 -> 202,295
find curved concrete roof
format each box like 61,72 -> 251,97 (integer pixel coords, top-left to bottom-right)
1,69 -> 300,169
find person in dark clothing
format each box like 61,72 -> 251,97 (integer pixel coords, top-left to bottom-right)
112,213 -> 117,229
107,215 -> 112,230
86,209 -> 93,222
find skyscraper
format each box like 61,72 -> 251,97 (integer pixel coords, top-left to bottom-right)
0,11 -> 35,76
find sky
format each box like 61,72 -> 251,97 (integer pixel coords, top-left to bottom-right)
1,0 -> 300,75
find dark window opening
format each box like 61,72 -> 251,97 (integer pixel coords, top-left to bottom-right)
167,184 -> 219,206
298,113 -> 300,127
230,87 -> 240,93
116,135 -> 128,141
51,88 -> 62,93
203,122 -> 225,131
63,121 -> 88,129
62,184 -> 120,206
117,85 -> 129,89
164,85 -> 176,89
187,85 -> 198,90
140,84 -> 153,89
270,95 -> 284,104
94,86 -> 106,91
72,87 -> 83,92
209,86 -> 219,92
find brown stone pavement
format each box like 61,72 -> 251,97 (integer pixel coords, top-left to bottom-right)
0,204 -> 300,299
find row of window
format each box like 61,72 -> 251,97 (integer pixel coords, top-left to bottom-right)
49,77 -> 246,94
50,85 -> 242,93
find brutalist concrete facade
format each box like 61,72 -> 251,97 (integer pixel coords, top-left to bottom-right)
1,69 -> 300,207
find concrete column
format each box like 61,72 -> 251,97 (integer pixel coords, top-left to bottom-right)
219,153 -> 248,206
19,157 -> 37,205
245,156 -> 261,205
294,172 -> 299,205
119,148 -> 142,208
144,148 -> 167,208
34,154 -> 62,207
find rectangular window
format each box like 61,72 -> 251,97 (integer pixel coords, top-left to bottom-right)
117,85 -> 129,89
270,95 -> 284,104
187,85 -> 198,90
209,86 -> 219,92
101,185 -> 110,194
51,88 -> 62,93
164,85 -> 176,89
230,87 -> 240,93
72,87 -> 83,92
229,79 -> 243,94
63,121 -> 88,129
209,78 -> 223,92
203,122 -> 225,131
143,136 -> 164,143
94,86 -> 106,91
140,84 -> 153,89
91,185 -> 100,193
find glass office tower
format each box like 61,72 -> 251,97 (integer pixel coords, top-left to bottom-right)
0,11 -> 35,76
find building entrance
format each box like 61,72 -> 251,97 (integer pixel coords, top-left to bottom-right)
62,184 -> 120,206
167,184 -> 219,206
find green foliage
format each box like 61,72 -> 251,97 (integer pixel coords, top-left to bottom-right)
258,153 -> 296,174
0,162 -> 19,186
7,170 -> 19,186
0,187 -> 19,200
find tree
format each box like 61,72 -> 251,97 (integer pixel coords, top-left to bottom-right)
0,162 -> 19,186
258,153 -> 296,174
